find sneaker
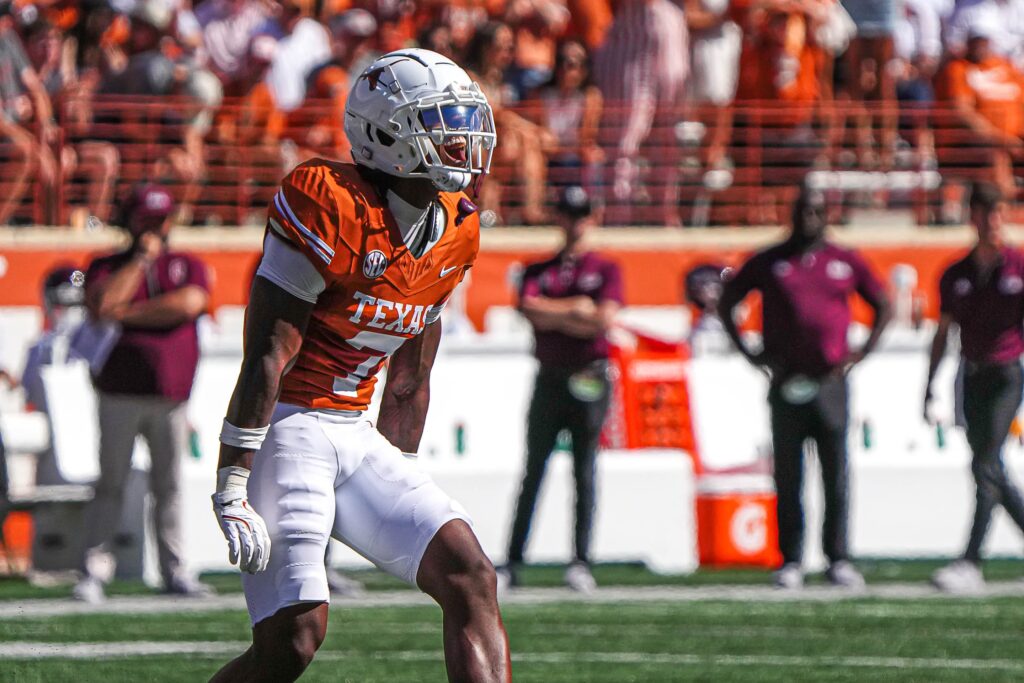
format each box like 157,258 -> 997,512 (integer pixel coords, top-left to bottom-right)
565,561 -> 597,594
826,561 -> 866,589
932,560 -> 985,594
164,575 -> 215,598
773,563 -> 804,590
72,576 -> 106,604
495,564 -> 520,593
326,569 -> 365,597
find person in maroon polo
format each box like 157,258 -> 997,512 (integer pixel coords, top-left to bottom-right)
719,186 -> 891,590
73,184 -> 213,603
498,186 -> 623,594
926,183 -> 1024,593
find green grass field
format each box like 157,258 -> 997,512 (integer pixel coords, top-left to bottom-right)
3,562 -> 1024,682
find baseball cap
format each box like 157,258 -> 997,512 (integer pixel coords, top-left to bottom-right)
43,265 -> 86,309
684,263 -> 725,311
555,185 -> 593,219
119,183 -> 175,234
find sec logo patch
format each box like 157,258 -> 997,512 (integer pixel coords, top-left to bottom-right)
363,250 -> 388,279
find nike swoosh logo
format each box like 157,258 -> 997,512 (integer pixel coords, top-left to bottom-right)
439,265 -> 461,278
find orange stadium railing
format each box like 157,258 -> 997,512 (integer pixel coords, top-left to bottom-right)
0,97 -> 1016,228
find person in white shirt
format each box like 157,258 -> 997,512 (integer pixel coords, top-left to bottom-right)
20,266 -> 91,486
260,1 -> 330,114
946,0 -> 1024,68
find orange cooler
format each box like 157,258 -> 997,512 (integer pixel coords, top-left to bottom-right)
696,475 -> 782,568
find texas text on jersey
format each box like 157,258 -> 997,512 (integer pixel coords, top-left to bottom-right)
267,158 -> 480,412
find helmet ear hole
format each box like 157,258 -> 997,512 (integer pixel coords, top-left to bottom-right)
376,130 -> 395,147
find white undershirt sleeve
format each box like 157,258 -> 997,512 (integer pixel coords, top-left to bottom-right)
255,232 -> 327,304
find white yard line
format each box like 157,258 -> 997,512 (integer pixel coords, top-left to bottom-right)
319,620 -> 1024,643
4,641 -> 1024,673
0,641 -> 249,659
2,582 -> 1024,620
353,650 -> 1024,672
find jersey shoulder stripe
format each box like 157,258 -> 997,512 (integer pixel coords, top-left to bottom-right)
269,159 -> 355,279
272,190 -> 335,264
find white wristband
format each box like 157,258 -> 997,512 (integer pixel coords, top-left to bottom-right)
220,419 -> 270,450
216,465 -> 250,494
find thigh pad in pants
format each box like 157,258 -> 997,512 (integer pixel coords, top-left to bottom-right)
242,404 -> 471,625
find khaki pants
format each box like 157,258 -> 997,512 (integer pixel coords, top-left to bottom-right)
82,393 -> 187,586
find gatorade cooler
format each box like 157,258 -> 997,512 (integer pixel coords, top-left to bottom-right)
600,332 -> 698,454
696,474 -> 782,568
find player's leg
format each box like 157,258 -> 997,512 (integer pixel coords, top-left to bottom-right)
417,520 -> 511,683
211,407 -> 338,681
210,603 -> 328,683
506,370 -> 567,571
331,424 -> 510,682
768,385 -> 810,580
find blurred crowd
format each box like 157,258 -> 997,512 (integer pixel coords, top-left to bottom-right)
1,0 -> 1023,227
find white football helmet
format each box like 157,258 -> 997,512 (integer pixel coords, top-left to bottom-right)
344,49 -> 496,193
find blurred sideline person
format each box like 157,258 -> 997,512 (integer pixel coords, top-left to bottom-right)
684,263 -> 730,356
718,186 -> 891,590
926,183 -> 1024,593
499,186 -> 623,594
209,49 -> 510,682
74,184 -> 213,603
21,266 -> 90,485
0,358 -> 15,568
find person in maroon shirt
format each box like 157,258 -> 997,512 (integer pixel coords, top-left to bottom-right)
73,184 -> 213,603
926,183 -> 1024,593
499,186 -> 623,594
719,186 -> 891,590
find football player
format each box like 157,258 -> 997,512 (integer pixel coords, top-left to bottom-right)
210,50 -> 510,682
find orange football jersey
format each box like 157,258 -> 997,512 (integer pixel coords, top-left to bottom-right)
266,159 -> 480,411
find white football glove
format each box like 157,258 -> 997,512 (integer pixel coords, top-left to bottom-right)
212,467 -> 271,574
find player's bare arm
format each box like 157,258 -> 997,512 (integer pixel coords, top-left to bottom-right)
212,275 -> 314,574
378,316 -> 443,453
219,275 -> 314,471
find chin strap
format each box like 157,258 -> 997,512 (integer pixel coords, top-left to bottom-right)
428,167 -> 472,193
